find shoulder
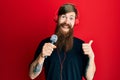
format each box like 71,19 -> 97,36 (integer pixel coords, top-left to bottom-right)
73,37 -> 84,51
73,37 -> 84,44
41,37 -> 51,43
37,37 -> 51,47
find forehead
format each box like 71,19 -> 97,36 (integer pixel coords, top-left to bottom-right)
62,12 -> 76,17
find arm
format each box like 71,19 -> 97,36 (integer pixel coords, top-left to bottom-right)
29,53 -> 45,79
82,40 -> 96,80
85,53 -> 96,80
29,43 -> 56,79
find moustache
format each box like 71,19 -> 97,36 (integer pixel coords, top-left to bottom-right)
59,22 -> 72,29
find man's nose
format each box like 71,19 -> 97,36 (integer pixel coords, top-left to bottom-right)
65,18 -> 69,24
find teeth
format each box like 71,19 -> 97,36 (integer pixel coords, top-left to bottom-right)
63,26 -> 68,28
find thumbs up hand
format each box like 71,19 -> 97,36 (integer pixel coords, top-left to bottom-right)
82,40 -> 95,59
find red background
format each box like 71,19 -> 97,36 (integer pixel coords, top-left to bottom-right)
0,0 -> 120,80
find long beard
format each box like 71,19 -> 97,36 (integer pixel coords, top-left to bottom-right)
55,22 -> 73,52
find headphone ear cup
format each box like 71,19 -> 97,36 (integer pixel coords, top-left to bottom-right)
54,15 -> 58,23
75,19 -> 79,25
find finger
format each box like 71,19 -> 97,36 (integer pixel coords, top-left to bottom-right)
82,44 -> 90,47
44,47 -> 53,52
89,40 -> 93,45
43,49 -> 53,55
52,45 -> 57,49
48,43 -> 57,49
46,50 -> 52,55
83,49 -> 90,52
46,45 -> 54,51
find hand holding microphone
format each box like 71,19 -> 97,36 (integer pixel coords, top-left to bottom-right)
40,34 -> 58,58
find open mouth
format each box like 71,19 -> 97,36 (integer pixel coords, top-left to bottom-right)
62,25 -> 69,29
59,23 -> 71,32
61,25 -> 69,32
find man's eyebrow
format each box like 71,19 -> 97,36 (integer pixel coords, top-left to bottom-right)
69,14 -> 75,16
70,15 -> 75,17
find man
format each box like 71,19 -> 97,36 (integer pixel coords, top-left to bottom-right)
29,3 -> 96,80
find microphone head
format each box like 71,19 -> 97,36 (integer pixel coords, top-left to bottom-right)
50,34 -> 58,44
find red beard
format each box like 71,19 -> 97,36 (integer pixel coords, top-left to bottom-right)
55,22 -> 73,52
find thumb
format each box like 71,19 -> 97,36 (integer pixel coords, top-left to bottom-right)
89,40 -> 93,45
52,45 -> 57,49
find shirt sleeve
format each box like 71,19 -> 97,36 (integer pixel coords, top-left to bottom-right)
33,39 -> 46,61
32,37 -> 50,61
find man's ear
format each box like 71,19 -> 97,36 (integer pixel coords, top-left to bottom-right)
54,15 -> 58,23
75,18 -> 79,25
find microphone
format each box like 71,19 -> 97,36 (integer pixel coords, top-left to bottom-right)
50,34 -> 58,44
45,34 -> 58,58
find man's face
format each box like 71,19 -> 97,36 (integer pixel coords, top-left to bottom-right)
58,12 -> 76,34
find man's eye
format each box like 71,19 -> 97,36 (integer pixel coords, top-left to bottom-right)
61,15 -> 66,18
70,17 -> 74,20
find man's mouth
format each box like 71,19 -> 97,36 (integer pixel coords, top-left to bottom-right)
61,25 -> 70,33
62,25 -> 69,29
59,23 -> 71,33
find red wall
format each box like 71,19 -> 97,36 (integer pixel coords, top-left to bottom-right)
0,0 -> 120,80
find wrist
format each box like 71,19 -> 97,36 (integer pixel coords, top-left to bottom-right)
88,52 -> 95,59
40,53 -> 46,58
89,54 -> 95,62
38,53 -> 45,64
